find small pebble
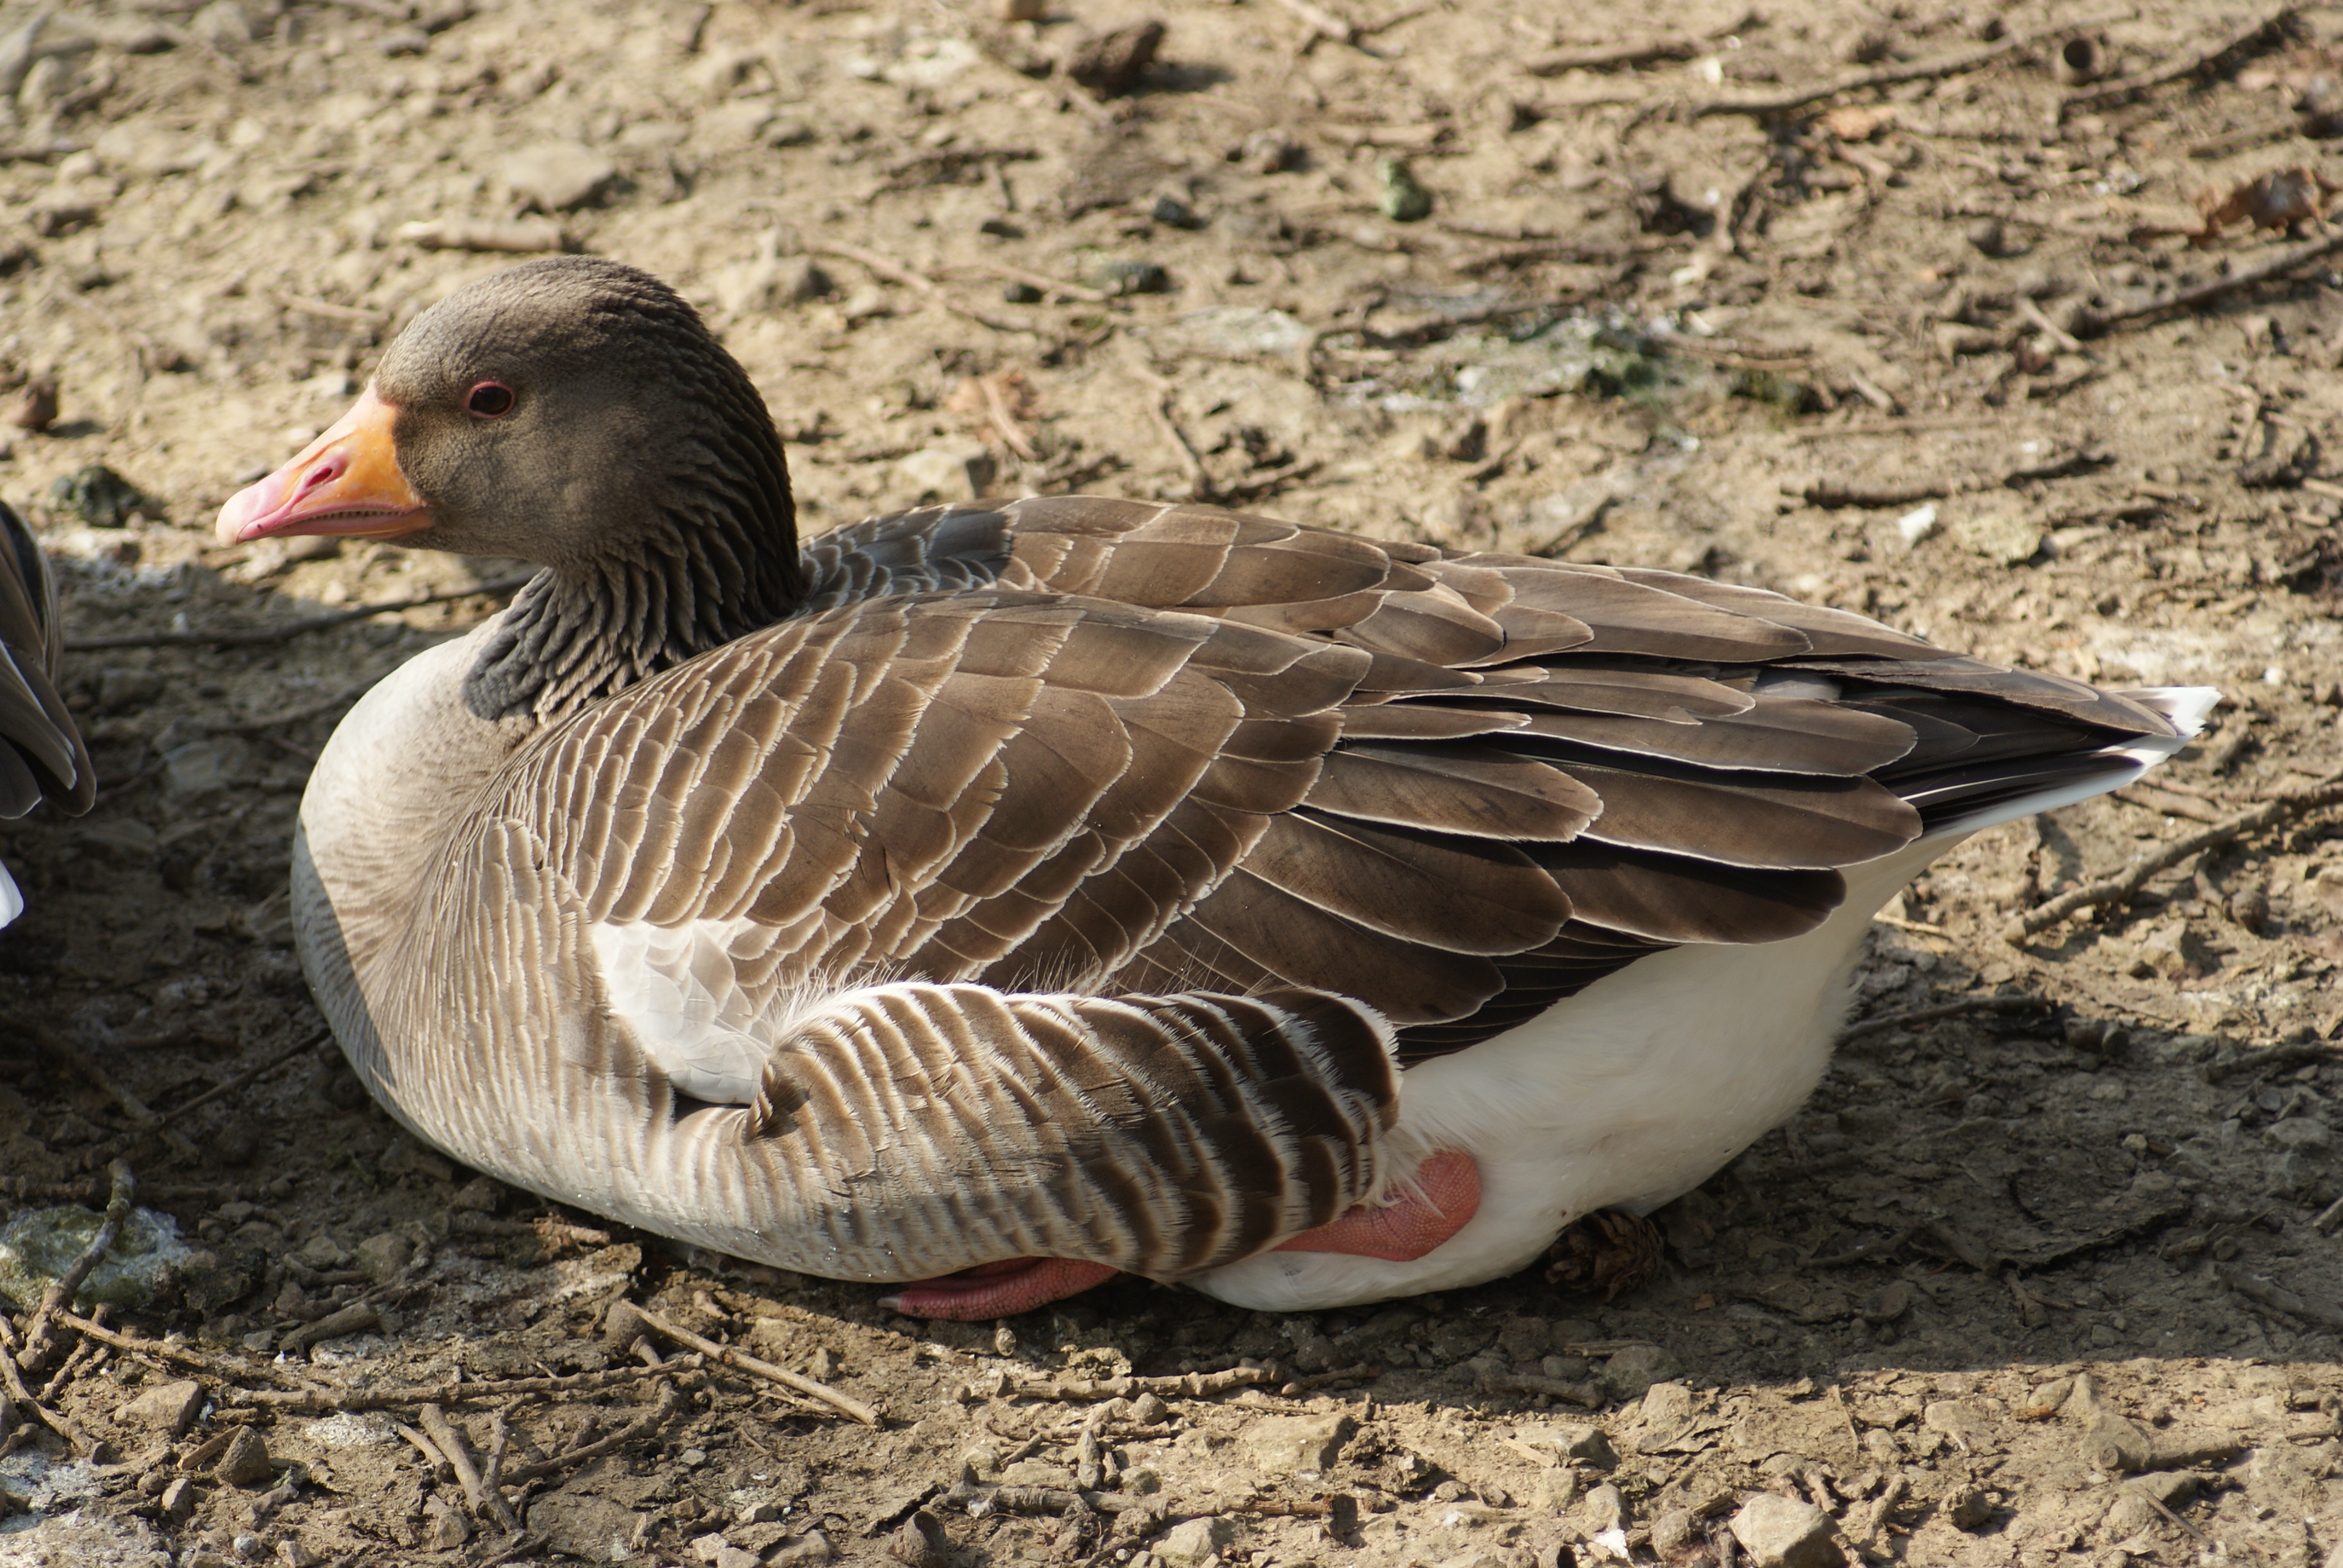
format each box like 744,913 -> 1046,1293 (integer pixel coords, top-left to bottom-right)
1151,194 -> 1203,229
680,1446 -> 709,1467
1375,157 -> 1432,223
1001,281 -> 1043,304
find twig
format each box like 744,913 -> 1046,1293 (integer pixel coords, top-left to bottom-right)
810,242 -> 1041,336
943,263 -> 1111,305
17,1025 -> 156,1126
1524,10 -> 1751,76
231,1361 -> 683,1412
2004,766 -> 2343,941
611,1301 -> 879,1426
1274,0 -> 1365,48
66,575 -> 532,652
2201,1041 -> 2338,1083
278,1303 -> 381,1356
2015,295 -> 2086,355
419,1403 -> 523,1537
1526,37 -> 1705,74
393,1422 -> 451,1478
85,1031 -> 327,1168
51,1310 -> 309,1387
1279,1362 -> 1383,1396
1808,1226 -> 1915,1268
2064,4 -> 2298,114
2312,1194 -> 2343,1235
274,292 -> 390,326
1839,993 -> 2049,1042
16,1161 -> 134,1371
1696,10 -> 2132,119
1122,353 -> 1214,501
500,1382 -> 682,1484
1480,1371 -> 1604,1406
945,1478 -> 1149,1516
2111,785 -> 2225,824
2071,223 -> 2343,336
1004,1367 -> 1273,1402
977,372 -> 1041,462
2123,1480 -> 2213,1546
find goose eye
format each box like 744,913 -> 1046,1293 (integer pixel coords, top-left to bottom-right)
465,382 -> 515,418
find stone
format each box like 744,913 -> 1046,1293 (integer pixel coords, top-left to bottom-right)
532,1492 -> 638,1561
1578,1483 -> 1625,1534
1240,1411 -> 1355,1474
1728,1494 -> 1838,1568
1924,1399 -> 1997,1454
1156,1516 -> 1239,1567
1635,1381 -> 1694,1439
897,446 -> 997,502
1530,1468 -> 1581,1514
1650,1508 -> 1699,1557
1515,1422 -> 1618,1468
1945,1488 -> 1995,1530
771,1530 -> 834,1565
2081,1414 -> 2153,1474
501,142 -> 618,212
160,1476 -> 196,1522
352,1233 -> 413,1283
422,1496 -> 471,1549
1601,1343 -> 1680,1400
2267,1117 -> 2333,1153
2101,1492 -> 2155,1538
122,1377 -> 205,1437
163,737 -> 253,795
215,1425 -> 275,1486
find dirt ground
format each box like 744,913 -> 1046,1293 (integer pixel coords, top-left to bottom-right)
2,0 -> 2342,1564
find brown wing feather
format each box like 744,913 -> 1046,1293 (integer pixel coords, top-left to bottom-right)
0,501 -> 93,818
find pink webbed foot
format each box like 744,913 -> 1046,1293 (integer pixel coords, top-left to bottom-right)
1273,1149 -> 1481,1261
882,1258 -> 1122,1321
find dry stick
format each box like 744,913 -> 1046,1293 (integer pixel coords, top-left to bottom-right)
810,242 -> 1041,336
274,292 -> 389,326
614,1301 -> 878,1426
1838,993 -> 2050,1043
2063,2 -> 2298,114
16,1160 -> 134,1371
1273,0 -> 1366,48
1523,8 -> 1751,76
2312,1194 -> 2343,1236
2003,766 -> 2343,942
0,1316 -> 97,1457
944,262 -> 1112,306
85,1030 -> 327,1169
51,1308 -> 310,1388
19,1024 -> 157,1126
419,1403 -> 523,1537
2201,1041 -> 2337,1083
1694,10 -> 2132,119
1122,355 -> 1214,501
2218,1265 -> 2343,1332
1009,1366 -> 1273,1402
232,1361 -> 682,1413
977,373 -> 1041,462
2070,223 -> 2343,336
500,1381 -> 683,1485
66,575 -> 533,653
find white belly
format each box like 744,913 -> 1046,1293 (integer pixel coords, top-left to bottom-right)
1195,838 -> 1945,1310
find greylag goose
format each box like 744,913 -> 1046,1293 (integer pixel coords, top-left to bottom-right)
0,500 -> 94,926
218,258 -> 2216,1318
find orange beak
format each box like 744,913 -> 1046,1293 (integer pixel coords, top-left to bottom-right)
215,387 -> 431,546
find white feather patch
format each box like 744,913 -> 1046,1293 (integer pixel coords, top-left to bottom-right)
589,917 -> 780,1105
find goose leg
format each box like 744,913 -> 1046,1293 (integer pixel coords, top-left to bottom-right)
881,1259 -> 1123,1320
1273,1148 -> 1481,1261
880,1152 -> 1480,1321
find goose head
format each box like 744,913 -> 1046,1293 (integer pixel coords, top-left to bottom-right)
216,256 -> 802,602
